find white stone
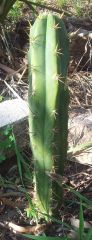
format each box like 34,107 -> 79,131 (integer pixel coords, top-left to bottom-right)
0,99 -> 29,128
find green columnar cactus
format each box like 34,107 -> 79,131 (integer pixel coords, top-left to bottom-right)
28,13 -> 69,216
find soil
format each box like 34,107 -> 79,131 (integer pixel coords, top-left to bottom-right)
0,2 -> 92,240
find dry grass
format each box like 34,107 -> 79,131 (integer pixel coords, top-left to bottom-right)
68,72 -> 92,109
43,0 -> 92,16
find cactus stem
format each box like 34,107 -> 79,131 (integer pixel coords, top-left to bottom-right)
28,13 -> 69,216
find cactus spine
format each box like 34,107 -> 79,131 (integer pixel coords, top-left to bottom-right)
28,13 -> 69,215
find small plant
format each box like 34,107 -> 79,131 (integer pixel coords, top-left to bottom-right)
72,0 -> 84,16
0,126 -> 15,163
0,95 -> 4,102
25,193 -> 38,222
8,1 -> 23,21
57,0 -> 68,7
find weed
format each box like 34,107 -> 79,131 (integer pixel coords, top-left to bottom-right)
0,126 -> 15,163
25,192 -> 38,221
8,0 -> 23,21
0,95 -> 4,102
12,132 -> 33,185
57,0 -> 68,7
23,235 -> 70,240
72,0 -> 83,16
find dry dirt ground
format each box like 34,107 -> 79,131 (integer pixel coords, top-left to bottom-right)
0,2 -> 92,239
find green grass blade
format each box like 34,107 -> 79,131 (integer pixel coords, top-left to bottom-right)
37,211 -> 72,231
12,132 -> 23,184
78,202 -> 84,240
65,185 -> 92,206
86,228 -> 92,240
23,235 -> 70,240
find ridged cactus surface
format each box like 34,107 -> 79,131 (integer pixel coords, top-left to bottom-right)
28,13 -> 69,215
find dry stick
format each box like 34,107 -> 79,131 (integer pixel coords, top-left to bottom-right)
0,221 -> 46,234
0,188 -> 33,198
0,62 -> 27,75
4,80 -> 22,99
0,25 -> 14,65
0,191 -> 24,197
0,63 -> 21,78
22,0 -> 72,16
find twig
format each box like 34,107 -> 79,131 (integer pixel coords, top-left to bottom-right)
4,80 -> 23,100
0,63 -> 21,78
0,191 -> 24,197
0,221 -> 46,234
18,65 -> 27,83
0,25 -> 14,65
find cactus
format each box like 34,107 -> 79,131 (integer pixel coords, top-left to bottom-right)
28,13 -> 69,216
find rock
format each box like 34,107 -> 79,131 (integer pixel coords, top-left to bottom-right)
68,112 -> 92,165
0,99 -> 28,127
